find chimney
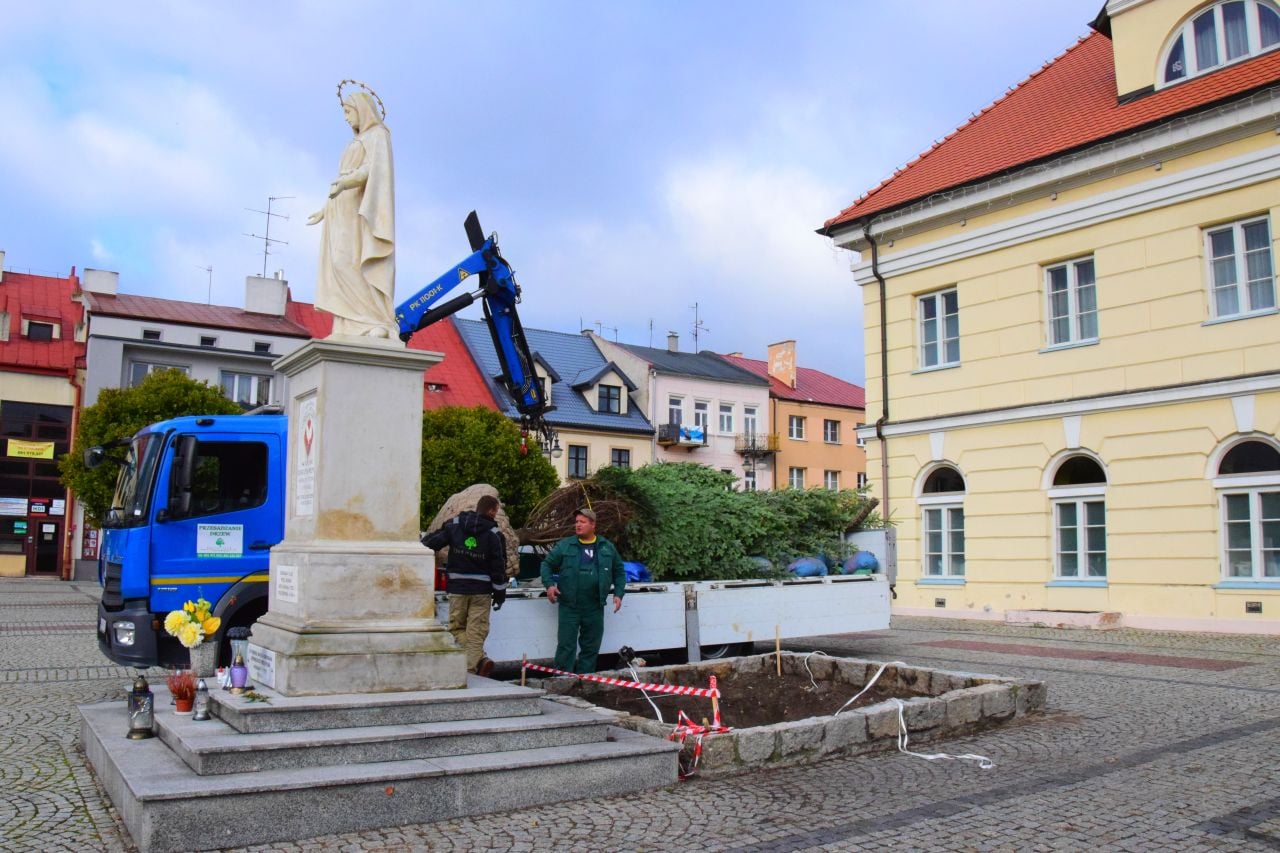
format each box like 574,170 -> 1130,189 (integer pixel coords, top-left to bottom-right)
245,274 -> 288,316
767,339 -> 797,389
81,268 -> 119,295
0,250 -> 5,282
667,331 -> 679,352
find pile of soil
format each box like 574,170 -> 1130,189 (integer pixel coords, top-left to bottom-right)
571,667 -> 919,729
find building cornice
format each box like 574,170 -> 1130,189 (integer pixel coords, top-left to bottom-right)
857,372 -> 1280,439
851,140 -> 1280,283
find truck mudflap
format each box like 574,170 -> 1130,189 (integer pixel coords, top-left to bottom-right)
439,574 -> 891,664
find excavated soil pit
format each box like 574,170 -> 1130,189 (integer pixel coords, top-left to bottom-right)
536,652 -> 1046,777
582,666 -> 918,728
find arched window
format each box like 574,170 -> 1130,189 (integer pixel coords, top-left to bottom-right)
918,465 -> 965,578
1160,0 -> 1280,87
1214,439 -> 1280,580
1048,454 -> 1108,580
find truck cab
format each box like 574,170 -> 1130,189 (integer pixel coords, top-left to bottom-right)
96,414 -> 286,668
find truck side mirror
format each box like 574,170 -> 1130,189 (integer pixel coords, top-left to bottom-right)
168,435 -> 199,519
84,446 -> 107,469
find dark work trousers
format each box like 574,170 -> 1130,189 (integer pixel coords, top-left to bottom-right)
555,582 -> 606,674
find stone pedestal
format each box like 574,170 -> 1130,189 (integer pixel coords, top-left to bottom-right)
248,337 -> 466,695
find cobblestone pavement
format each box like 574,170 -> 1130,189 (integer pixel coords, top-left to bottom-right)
3,576 -> 1278,852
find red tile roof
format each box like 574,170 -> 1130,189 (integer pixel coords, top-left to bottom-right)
824,34 -> 1280,230
284,301 -> 496,411
718,353 -> 865,409
85,291 -> 313,336
0,269 -> 85,376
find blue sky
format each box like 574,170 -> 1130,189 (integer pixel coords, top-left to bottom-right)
2,1 -> 1103,384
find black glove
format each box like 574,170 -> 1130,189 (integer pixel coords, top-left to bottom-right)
492,587 -> 507,611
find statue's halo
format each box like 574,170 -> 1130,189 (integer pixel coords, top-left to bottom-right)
337,80 -> 386,121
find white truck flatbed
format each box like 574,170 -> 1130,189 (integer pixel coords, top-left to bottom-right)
437,573 -> 891,663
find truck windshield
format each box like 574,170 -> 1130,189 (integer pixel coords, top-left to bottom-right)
105,432 -> 164,528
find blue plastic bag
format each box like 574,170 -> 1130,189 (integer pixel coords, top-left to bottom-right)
787,556 -> 828,577
841,551 -> 879,575
623,561 -> 652,582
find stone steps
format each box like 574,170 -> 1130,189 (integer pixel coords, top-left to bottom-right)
159,698 -> 609,775
80,677 -> 679,853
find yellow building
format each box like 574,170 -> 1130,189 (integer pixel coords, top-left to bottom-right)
720,341 -> 867,492
822,0 -> 1280,633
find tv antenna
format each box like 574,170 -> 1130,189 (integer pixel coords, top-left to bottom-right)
691,302 -> 710,351
244,195 -> 294,278
594,321 -> 618,341
195,265 -> 213,304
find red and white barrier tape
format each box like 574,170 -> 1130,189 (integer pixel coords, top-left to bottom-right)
521,662 -> 720,698
669,708 -> 731,780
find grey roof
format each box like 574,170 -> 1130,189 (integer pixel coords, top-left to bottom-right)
455,319 -> 654,435
619,344 -> 769,385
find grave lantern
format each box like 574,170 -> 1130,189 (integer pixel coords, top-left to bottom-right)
126,673 -> 156,739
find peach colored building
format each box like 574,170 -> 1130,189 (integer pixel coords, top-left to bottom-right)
719,341 -> 867,492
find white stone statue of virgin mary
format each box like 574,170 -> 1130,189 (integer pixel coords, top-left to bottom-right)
307,82 -> 396,338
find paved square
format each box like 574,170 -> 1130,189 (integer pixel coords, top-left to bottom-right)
2,577 -> 1276,852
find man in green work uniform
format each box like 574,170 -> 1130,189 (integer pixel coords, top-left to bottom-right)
540,507 -> 626,673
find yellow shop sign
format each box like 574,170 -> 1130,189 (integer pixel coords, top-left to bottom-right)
7,439 -> 55,459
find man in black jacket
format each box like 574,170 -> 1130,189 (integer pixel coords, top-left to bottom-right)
423,495 -> 507,677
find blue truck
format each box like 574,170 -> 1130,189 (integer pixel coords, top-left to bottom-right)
95,413 -> 287,668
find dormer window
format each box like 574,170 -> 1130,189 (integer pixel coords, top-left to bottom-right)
23,320 -> 55,341
1160,0 -> 1280,87
598,384 -> 621,414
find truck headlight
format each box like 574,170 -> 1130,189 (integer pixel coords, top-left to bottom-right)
114,621 -> 136,646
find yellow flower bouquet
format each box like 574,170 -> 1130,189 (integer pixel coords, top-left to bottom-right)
163,598 -> 221,649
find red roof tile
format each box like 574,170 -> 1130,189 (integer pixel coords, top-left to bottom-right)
283,300 -> 495,411
825,34 -> 1280,230
0,269 -> 85,376
86,292 -> 313,337
718,354 -> 865,409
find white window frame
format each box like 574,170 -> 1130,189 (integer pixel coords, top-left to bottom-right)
1045,256 -> 1099,347
1205,216 -> 1276,320
128,362 -> 190,387
919,495 -> 965,577
1158,0 -> 1280,88
823,419 -> 840,444
743,406 -> 758,435
693,400 -> 709,433
918,288 -> 960,369
220,371 -> 273,407
743,470 -> 757,492
1049,484 -> 1107,579
1218,485 -> 1280,580
788,467 -> 806,489
824,470 -> 840,491
667,395 -> 683,426
788,415 -> 806,440
855,423 -> 866,448
856,472 -> 868,489
718,402 -> 734,434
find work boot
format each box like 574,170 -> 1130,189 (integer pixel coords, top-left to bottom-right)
476,657 -> 495,678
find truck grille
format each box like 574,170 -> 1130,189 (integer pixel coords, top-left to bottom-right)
101,561 -> 124,610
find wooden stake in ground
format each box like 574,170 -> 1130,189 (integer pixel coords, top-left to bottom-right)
521,654 -> 527,687
775,625 -> 782,676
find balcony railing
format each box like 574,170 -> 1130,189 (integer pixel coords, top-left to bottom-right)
735,432 -> 779,456
657,422 -> 708,447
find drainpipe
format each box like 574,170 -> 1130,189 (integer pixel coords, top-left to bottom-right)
864,221 -> 890,523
